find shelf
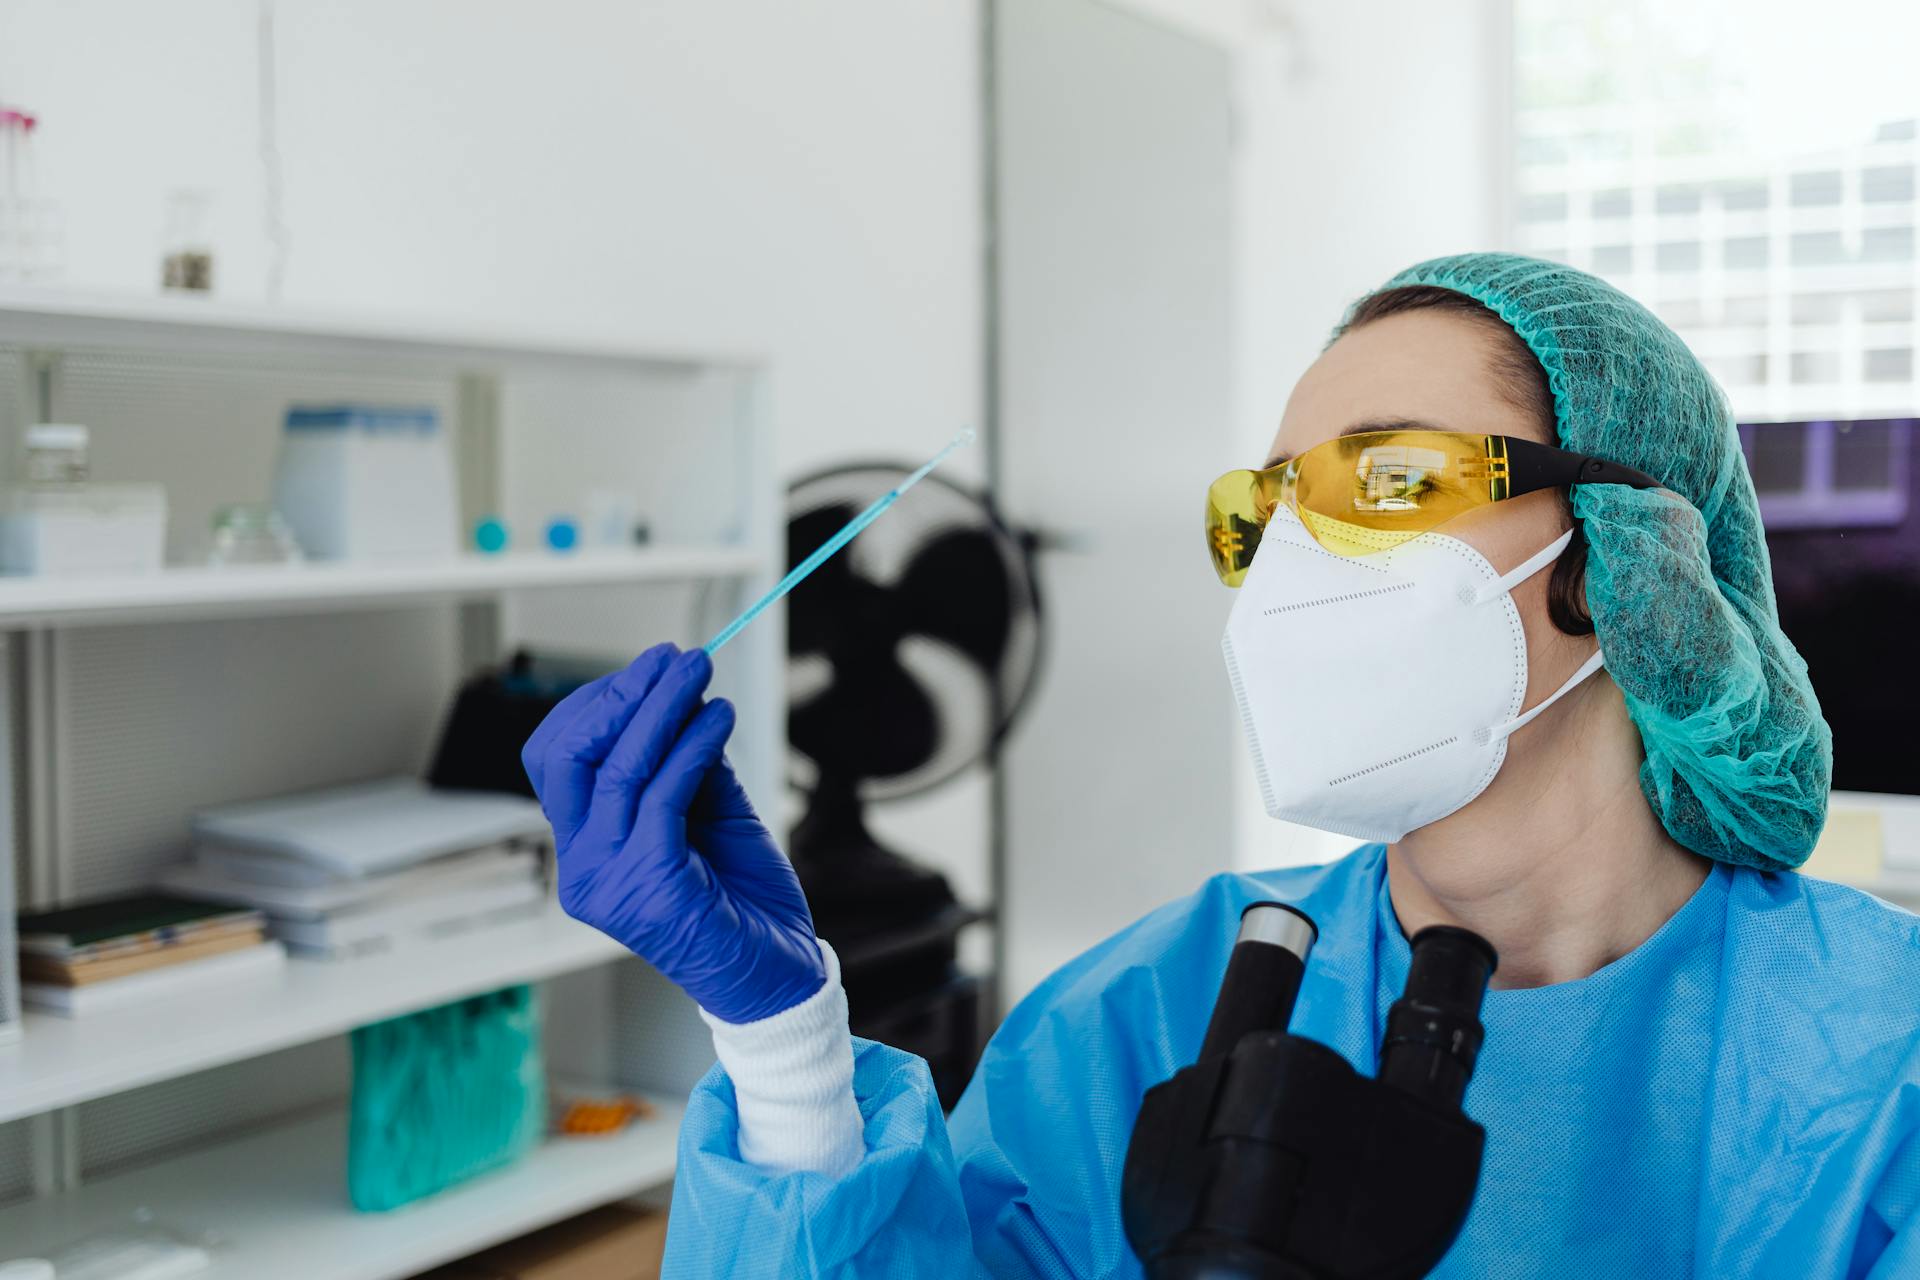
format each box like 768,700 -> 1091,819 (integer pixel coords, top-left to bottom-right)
0,285 -> 763,372
0,1092 -> 684,1280
0,904 -> 634,1125
0,546 -> 763,627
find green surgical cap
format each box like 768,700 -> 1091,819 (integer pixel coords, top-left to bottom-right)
1350,252 -> 1831,871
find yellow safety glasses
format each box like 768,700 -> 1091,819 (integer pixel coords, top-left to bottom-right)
1206,430 -> 1660,586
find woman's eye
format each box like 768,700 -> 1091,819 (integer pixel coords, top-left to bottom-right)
1358,468 -> 1437,510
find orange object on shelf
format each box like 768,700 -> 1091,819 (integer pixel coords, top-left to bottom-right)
551,1092 -> 655,1137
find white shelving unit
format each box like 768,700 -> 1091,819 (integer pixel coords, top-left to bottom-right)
0,904 -> 629,1125
0,1092 -> 686,1280
0,291 -> 780,1275
0,547 -> 762,628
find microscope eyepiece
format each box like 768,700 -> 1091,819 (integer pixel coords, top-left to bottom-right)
1237,901 -> 1317,954
1378,925 -> 1498,1111
1195,902 -> 1317,1064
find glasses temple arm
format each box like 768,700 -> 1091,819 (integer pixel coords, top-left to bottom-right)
1502,436 -> 1662,497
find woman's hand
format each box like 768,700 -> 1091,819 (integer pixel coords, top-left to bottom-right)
521,644 -> 826,1025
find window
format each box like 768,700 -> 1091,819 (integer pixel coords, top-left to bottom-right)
1656,184 -> 1703,215
1862,227 -> 1915,262
1656,241 -> 1702,271
1724,237 -> 1768,270
1593,244 -> 1634,273
1591,188 -> 1633,219
1863,167 -> 1915,203
1793,352 -> 1843,384
1791,231 -> 1847,267
1712,354 -> 1770,386
1791,171 -> 1845,206
1792,293 -> 1846,325
1659,298 -> 1707,327
1514,0 -> 1920,420
1519,193 -> 1569,222
1861,290 -> 1915,322
1866,349 -> 1915,382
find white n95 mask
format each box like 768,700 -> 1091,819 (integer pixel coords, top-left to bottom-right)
1221,506 -> 1605,843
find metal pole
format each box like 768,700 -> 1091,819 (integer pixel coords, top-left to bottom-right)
979,0 -> 1010,1027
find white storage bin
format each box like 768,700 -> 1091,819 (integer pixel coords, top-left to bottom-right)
0,484 -> 167,575
0,424 -> 166,576
271,404 -> 457,561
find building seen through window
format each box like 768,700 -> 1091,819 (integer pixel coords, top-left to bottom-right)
1513,0 -> 1919,425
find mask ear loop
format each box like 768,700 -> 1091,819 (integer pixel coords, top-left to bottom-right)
1466,528 -> 1576,605
1479,647 -> 1608,746
1463,525 -> 1599,745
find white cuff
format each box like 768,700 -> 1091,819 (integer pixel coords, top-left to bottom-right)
698,939 -> 865,1176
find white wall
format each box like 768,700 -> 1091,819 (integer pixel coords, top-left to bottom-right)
1060,0 -> 1510,880
1219,0 -> 1512,874
0,0 -> 994,902
1231,0 -> 1510,461
994,0 -> 1239,1003
978,0 -> 1508,1000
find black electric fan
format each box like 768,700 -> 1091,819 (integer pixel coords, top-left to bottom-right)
782,461 -> 1041,1097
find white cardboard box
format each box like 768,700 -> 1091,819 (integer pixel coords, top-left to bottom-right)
0,484 -> 166,575
272,404 -> 458,561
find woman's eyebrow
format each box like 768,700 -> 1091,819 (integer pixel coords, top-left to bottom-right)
1262,418 -> 1448,469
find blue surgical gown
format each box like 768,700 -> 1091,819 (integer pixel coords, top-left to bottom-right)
664,844 -> 1920,1276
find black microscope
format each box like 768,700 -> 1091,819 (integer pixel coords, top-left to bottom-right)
1122,902 -> 1497,1280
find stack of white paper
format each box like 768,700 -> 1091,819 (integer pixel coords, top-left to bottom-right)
161,778 -> 554,960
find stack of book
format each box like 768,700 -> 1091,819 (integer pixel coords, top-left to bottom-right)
18,893 -> 287,1016
159,777 -> 552,961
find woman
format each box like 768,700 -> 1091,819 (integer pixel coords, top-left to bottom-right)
524,254 -> 1920,1277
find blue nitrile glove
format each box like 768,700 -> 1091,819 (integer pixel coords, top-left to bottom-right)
521,644 -> 827,1024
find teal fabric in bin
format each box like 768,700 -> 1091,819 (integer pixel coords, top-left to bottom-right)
348,984 -> 546,1211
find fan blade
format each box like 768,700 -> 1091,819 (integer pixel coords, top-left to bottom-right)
786,501 -> 868,657
790,652 -> 941,782
891,524 -> 1017,671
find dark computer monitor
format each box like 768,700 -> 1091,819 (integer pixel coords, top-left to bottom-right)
1738,418 -> 1918,797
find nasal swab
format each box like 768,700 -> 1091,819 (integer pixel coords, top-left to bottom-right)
704,428 -> 977,656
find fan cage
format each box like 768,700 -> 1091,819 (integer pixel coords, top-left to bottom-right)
781,462 -> 1043,804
